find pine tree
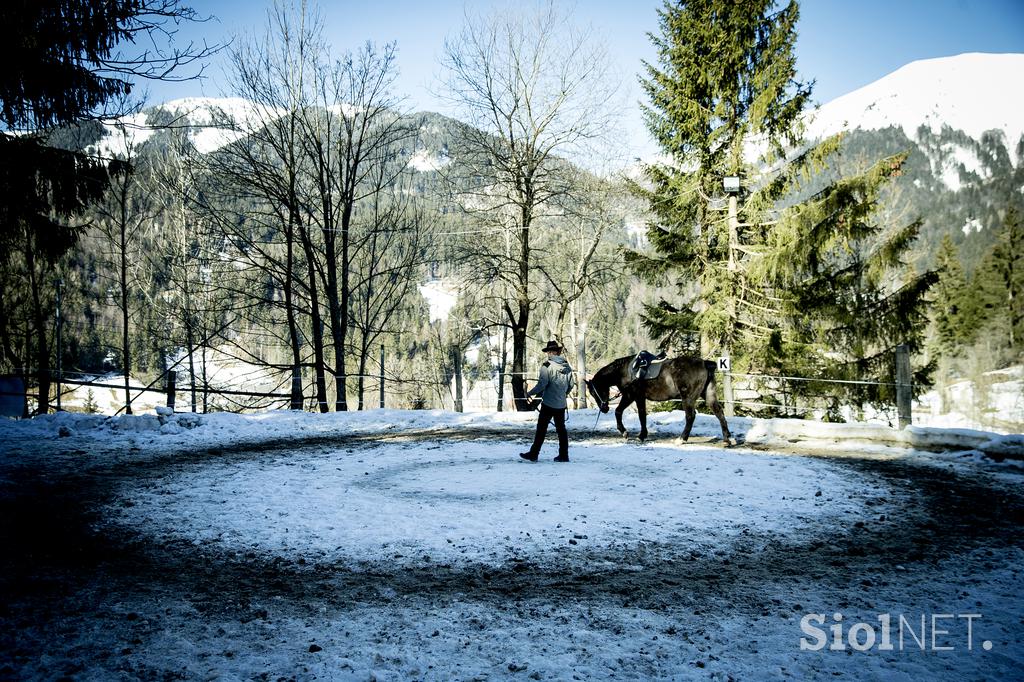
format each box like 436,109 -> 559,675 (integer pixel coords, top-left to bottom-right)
630,0 -> 935,416
627,0 -> 811,369
973,204 -> 1024,357
930,234 -> 970,357
762,151 -> 938,409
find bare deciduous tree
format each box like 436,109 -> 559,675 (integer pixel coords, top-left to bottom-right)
91,126 -> 152,413
439,0 -> 619,410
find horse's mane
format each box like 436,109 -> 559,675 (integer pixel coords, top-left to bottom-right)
592,356 -> 632,388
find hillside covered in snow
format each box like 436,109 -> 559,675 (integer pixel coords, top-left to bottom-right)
806,53 -> 1024,149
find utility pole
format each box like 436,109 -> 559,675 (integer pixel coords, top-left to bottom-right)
723,177 -> 740,417
896,344 -> 912,429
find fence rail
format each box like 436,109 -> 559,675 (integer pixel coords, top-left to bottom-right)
3,346 -> 914,427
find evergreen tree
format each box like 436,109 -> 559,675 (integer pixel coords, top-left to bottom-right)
630,0 -> 935,415
762,151 -> 938,409
0,0 -> 208,411
930,234 -> 970,357
627,0 -> 811,366
973,204 -> 1024,357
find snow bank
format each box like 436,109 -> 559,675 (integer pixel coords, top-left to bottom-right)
743,416 -> 1023,460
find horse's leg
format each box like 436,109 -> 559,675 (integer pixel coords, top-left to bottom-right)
706,380 -> 733,446
681,405 -> 696,442
637,397 -> 648,442
615,394 -> 634,438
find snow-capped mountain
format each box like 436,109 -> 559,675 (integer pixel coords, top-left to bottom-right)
803,52 -> 1024,198
91,97 -> 286,158
806,53 -> 1024,150
797,52 -> 1023,268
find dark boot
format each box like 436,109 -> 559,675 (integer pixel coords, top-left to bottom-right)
519,451 -> 538,462
553,454 -> 569,462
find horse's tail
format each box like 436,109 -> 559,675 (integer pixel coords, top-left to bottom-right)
701,360 -> 717,406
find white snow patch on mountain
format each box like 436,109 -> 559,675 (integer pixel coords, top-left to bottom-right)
154,97 -> 286,154
806,53 -> 1024,150
94,113 -> 156,159
932,143 -> 988,191
961,216 -> 984,235
409,148 -> 450,172
419,279 -> 460,322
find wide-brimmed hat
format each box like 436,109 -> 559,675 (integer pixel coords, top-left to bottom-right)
541,340 -> 562,353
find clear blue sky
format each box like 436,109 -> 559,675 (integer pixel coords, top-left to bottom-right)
148,0 -> 1024,158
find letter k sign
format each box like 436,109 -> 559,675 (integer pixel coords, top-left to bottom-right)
718,357 -> 730,371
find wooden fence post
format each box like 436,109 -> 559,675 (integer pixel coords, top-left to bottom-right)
290,366 -> 303,410
452,345 -> 464,413
166,371 -> 176,411
379,345 -> 385,409
896,344 -> 912,429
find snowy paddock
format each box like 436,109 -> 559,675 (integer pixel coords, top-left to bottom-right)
1,409 -> 1022,680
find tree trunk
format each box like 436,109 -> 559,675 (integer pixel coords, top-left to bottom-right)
336,204 -> 352,411
324,219 -> 348,411
26,242 -> 50,414
357,345 -> 368,411
298,226 -> 329,413
201,342 -> 209,414
284,212 -> 304,410
185,325 -> 197,414
452,345 -> 464,412
511,205 -> 533,411
510,303 -> 530,410
574,310 -> 587,409
497,324 -> 508,411
119,191 -> 133,415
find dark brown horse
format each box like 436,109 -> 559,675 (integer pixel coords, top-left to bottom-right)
585,356 -> 732,445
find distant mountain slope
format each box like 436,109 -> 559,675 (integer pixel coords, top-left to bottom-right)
800,53 -> 1024,270
81,53 -> 1021,271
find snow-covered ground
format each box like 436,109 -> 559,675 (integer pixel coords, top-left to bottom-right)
1,409 -> 1022,680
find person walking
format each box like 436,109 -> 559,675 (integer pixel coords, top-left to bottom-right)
519,340 -> 576,462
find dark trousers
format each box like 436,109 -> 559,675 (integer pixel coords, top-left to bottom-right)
529,404 -> 568,457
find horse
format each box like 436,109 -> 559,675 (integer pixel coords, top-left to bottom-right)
585,355 -> 733,445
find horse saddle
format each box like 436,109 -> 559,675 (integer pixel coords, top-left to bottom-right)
630,350 -> 667,381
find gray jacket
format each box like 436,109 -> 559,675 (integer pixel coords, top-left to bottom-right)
528,355 -> 576,409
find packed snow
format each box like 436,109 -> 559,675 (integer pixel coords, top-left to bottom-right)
1,407 -> 1022,679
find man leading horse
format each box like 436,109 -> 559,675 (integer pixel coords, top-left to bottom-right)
519,340 -> 576,462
